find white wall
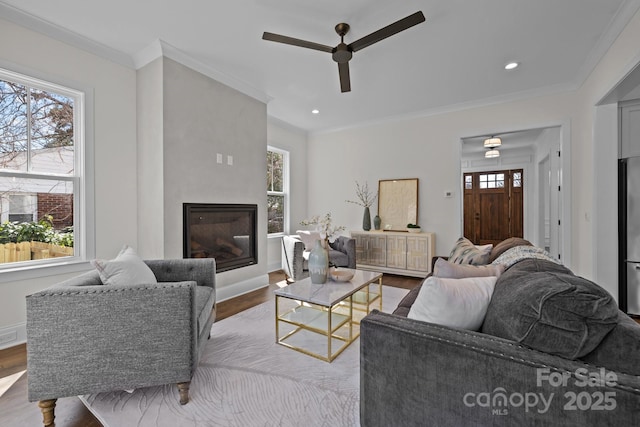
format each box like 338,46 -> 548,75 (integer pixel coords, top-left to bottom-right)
308,95 -> 578,267
137,57 -> 165,258
306,8 -> 640,289
266,119 -> 308,272
0,18 -> 138,347
587,8 -> 640,301
137,57 -> 269,300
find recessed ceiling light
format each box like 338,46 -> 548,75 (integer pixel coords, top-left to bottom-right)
311,109 -> 320,114
505,62 -> 519,70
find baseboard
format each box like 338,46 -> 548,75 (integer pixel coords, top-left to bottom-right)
0,322 -> 26,350
217,274 -> 269,302
268,261 -> 283,273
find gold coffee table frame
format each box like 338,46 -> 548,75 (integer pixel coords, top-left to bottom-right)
275,270 -> 383,362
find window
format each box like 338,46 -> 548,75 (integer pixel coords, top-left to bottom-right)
0,68 -> 83,269
267,147 -> 288,235
464,175 -> 473,189
513,171 -> 522,187
479,173 -> 505,189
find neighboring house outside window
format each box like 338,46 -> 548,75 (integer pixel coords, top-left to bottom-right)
3,194 -> 36,223
0,68 -> 82,269
267,147 -> 289,235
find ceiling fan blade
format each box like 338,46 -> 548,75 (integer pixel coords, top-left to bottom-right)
262,32 -> 333,53
349,11 -> 425,52
338,62 -> 351,93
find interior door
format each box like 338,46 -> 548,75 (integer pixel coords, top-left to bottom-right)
463,170 -> 524,245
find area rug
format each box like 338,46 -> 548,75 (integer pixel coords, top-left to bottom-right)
80,285 -> 408,427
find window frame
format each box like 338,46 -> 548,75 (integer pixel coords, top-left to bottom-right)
0,65 -> 94,280
267,146 -> 289,237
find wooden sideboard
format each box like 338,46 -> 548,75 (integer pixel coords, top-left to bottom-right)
350,230 -> 435,278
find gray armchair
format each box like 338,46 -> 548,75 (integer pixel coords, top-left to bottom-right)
26,258 -> 216,427
281,235 -> 356,281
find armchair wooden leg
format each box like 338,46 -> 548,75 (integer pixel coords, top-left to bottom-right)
38,399 -> 56,427
177,382 -> 190,405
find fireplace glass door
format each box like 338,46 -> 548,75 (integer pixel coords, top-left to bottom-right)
183,203 -> 257,273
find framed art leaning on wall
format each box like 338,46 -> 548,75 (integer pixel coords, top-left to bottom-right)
378,178 -> 418,231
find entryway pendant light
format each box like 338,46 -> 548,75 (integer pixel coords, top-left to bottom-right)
484,136 -> 502,148
485,148 -> 500,158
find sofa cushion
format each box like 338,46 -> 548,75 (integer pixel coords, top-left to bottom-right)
408,276 -> 497,331
448,237 -> 492,265
434,258 -> 505,279
580,311 -> 640,375
482,270 -> 619,359
91,245 -> 157,286
488,237 -> 532,263
328,249 -> 349,267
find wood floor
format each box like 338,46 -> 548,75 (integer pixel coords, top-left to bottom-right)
0,271 -> 420,427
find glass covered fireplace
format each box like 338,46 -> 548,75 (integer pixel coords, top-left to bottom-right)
183,203 -> 257,273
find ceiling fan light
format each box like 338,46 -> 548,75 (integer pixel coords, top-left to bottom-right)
485,149 -> 500,158
484,137 -> 502,148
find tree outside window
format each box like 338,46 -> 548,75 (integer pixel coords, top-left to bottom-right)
267,147 -> 288,234
0,71 -> 80,267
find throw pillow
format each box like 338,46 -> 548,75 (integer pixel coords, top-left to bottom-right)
407,276 -> 498,331
482,270 -> 618,359
91,245 -> 157,286
491,245 -> 560,269
488,237 -> 532,263
448,237 -> 492,265
296,230 -> 323,251
433,258 -> 505,279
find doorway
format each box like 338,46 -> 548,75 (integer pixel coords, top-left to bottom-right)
463,170 -> 523,245
460,126 -> 567,262
538,155 -> 551,252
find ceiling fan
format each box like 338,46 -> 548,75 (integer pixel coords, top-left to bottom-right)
262,11 -> 426,93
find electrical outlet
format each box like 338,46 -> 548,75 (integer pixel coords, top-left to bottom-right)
216,153 -> 223,164
227,155 -> 233,166
444,190 -> 453,198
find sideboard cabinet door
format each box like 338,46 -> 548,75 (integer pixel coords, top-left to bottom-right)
386,235 -> 407,269
406,235 -> 431,272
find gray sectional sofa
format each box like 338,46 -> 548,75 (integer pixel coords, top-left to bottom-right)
360,240 -> 640,427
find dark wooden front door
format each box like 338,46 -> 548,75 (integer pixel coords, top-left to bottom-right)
463,170 -> 523,245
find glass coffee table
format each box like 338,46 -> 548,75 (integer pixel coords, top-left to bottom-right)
274,269 -> 382,362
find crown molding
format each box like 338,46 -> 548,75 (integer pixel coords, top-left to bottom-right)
131,39 -> 164,70
574,0 -> 640,89
0,3 -> 271,104
0,2 -> 134,68
133,39 -> 272,105
267,115 -> 307,136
